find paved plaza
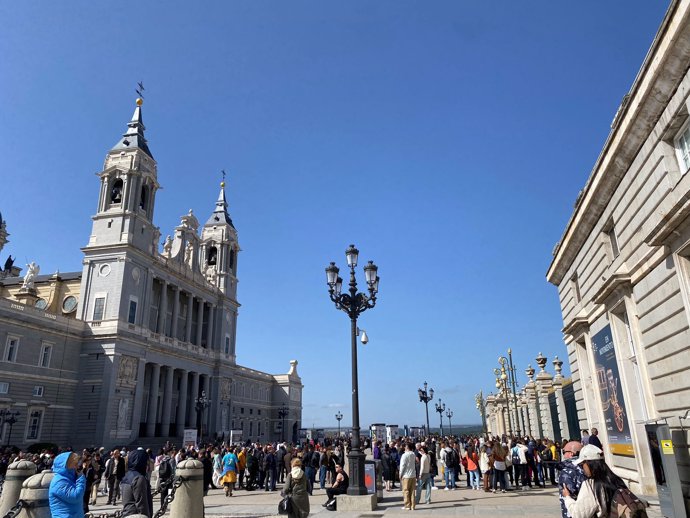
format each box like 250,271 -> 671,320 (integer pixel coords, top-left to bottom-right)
87,478 -> 561,518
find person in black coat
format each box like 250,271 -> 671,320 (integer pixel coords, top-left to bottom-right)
201,451 -> 213,496
121,449 -> 153,518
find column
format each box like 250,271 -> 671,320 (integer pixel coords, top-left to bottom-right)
176,370 -> 188,437
195,300 -> 204,346
206,305 -> 215,349
142,273 -> 155,331
185,292 -> 194,343
552,357 -> 571,441
190,372 -> 200,428
171,286 -> 180,340
537,382 -> 554,440
131,359 -> 147,439
157,280 -> 168,335
160,366 -> 175,437
525,382 -> 541,438
146,363 -> 161,437
521,401 -> 531,437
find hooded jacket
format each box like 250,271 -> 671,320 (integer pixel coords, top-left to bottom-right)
121,449 -> 153,517
48,452 -> 86,518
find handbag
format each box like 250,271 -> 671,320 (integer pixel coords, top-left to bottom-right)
278,495 -> 293,515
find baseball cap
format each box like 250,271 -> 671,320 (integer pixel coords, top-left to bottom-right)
573,444 -> 603,465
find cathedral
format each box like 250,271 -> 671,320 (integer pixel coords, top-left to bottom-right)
0,98 -> 303,449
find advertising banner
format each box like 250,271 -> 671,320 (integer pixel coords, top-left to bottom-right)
183,429 -> 197,448
591,324 -> 634,456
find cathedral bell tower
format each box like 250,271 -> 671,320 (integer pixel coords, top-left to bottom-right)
200,178 -> 239,298
85,97 -> 160,254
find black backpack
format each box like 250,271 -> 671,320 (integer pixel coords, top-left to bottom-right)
447,449 -> 458,469
539,448 -> 552,463
159,458 -> 172,479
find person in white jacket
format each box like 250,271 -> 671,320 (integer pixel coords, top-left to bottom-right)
562,445 -> 628,518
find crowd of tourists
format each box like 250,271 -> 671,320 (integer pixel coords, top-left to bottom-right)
0,426 -> 647,518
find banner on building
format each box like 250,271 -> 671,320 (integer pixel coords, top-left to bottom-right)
591,324 -> 634,456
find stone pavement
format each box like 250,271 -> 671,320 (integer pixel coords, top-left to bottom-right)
89,477 -> 665,518
89,479 -> 564,517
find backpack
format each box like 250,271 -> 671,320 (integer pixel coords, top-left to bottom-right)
610,487 -> 648,518
446,449 -> 458,469
539,448 -> 552,463
159,458 -> 172,479
511,446 -> 521,465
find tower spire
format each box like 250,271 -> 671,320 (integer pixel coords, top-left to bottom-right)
111,97 -> 153,158
206,172 -> 235,228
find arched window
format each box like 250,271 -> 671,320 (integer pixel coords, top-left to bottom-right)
139,184 -> 148,210
208,246 -> 218,265
229,249 -> 235,269
110,179 -> 124,204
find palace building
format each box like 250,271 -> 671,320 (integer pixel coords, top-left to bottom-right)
547,1 -> 690,511
0,98 -> 303,449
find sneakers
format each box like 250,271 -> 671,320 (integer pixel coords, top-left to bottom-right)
443,487 -> 449,491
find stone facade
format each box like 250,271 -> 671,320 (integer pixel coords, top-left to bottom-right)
547,1 -> 690,507
0,99 -> 303,449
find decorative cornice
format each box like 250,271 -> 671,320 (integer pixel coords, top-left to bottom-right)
592,271 -> 632,305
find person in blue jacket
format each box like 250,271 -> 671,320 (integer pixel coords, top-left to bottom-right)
49,451 -> 87,518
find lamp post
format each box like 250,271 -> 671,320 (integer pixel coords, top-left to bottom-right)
445,408 -> 454,437
325,244 -> 379,496
278,405 -> 289,442
435,399 -> 445,436
0,409 -> 20,447
494,361 -> 513,436
194,390 -> 211,443
335,411 -> 343,437
497,352 -> 521,436
417,381 -> 434,436
475,392 -> 487,435
507,349 -> 524,436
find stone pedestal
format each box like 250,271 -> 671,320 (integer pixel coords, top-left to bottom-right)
14,288 -> 38,306
19,469 -> 54,518
0,461 -> 36,516
170,458 -> 204,518
336,493 -> 377,511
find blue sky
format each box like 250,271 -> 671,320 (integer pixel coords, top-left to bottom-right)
0,2 -> 669,429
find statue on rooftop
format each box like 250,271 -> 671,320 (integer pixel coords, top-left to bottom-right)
21,261 -> 39,290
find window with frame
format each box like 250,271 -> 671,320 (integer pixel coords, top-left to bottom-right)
4,336 -> 19,363
128,299 -> 138,325
26,410 -> 43,440
675,122 -> 690,171
570,274 -> 582,304
607,227 -> 620,258
224,337 -> 230,355
39,343 -> 52,368
33,386 -> 44,397
93,297 -> 106,321
0,382 -> 9,394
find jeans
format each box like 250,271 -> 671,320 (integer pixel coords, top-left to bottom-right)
305,466 -> 315,494
469,469 -> 480,489
415,473 -> 432,504
493,469 -> 506,491
265,467 -> 277,491
107,477 -> 120,504
319,465 -> 327,489
444,467 -> 456,488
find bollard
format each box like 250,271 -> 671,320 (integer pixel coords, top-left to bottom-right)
0,461 -> 36,517
18,469 -> 53,518
170,458 -> 204,518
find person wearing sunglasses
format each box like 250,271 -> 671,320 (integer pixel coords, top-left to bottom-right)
558,441 -> 586,518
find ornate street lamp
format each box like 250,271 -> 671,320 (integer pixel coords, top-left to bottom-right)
475,392 -> 487,434
325,244 -> 379,496
0,409 -> 20,447
195,390 -> 211,443
435,399 -> 445,436
445,408 -> 454,437
494,361 -> 513,436
278,405 -> 289,442
335,411 -> 343,437
417,381 -> 434,436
